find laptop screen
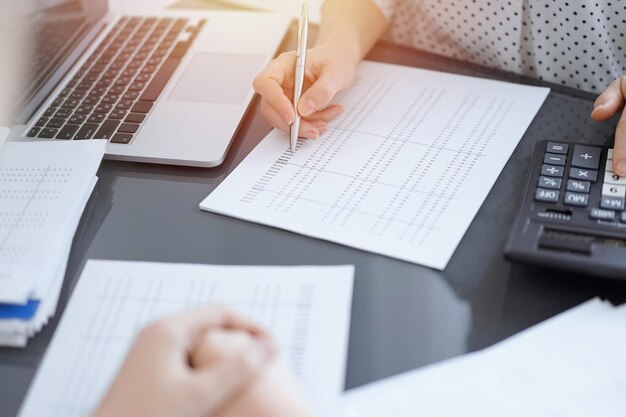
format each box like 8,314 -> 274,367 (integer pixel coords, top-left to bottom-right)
0,0 -> 108,126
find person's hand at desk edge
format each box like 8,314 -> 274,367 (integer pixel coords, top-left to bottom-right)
254,0 -> 626,176
91,307 -> 313,417
592,79 -> 626,174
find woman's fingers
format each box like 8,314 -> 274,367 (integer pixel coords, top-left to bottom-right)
144,307 -> 270,351
262,100 -> 342,129
260,100 -> 290,131
254,46 -> 356,139
296,118 -> 327,139
613,109 -> 626,176
254,76 -> 295,125
255,50 -> 344,140
253,54 -> 297,125
189,339 -> 274,415
592,77 -> 626,176
592,77 -> 626,121
261,100 -> 328,139
305,104 -> 344,123
298,69 -> 346,117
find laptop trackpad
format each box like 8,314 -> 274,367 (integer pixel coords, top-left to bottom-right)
169,53 -> 265,105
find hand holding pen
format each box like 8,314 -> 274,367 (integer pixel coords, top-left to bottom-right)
253,5 -> 359,147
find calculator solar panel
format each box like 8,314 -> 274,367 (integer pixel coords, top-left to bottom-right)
505,140 -> 626,280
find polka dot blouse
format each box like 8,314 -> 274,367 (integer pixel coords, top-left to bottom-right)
370,0 -> 626,93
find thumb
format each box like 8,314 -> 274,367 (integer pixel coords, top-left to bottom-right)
298,71 -> 345,117
612,110 -> 626,176
592,77 -> 625,121
188,341 -> 273,414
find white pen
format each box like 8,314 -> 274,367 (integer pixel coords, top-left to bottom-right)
290,3 -> 309,154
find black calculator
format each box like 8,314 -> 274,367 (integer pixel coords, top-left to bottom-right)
505,140 -> 626,280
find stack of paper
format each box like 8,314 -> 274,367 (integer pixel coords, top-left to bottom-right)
0,140 -> 106,347
18,260 -> 354,417
335,298 -> 626,417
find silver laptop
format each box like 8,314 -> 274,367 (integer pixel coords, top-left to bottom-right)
3,0 -> 290,167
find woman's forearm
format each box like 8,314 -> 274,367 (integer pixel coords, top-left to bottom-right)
317,0 -> 388,64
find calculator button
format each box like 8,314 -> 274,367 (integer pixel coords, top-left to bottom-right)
538,176 -> 562,189
603,171 -> 626,186
600,196 -> 625,210
590,208 -> 616,221
569,167 -> 598,182
564,192 -> 589,207
608,149 -> 614,160
566,179 -> 590,193
572,145 -> 601,170
535,188 -> 560,203
542,164 -> 564,178
621,211 -> 626,223
602,184 -> 626,198
544,153 -> 566,166
547,142 -> 569,155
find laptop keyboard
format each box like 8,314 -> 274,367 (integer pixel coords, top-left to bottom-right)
26,16 -> 206,144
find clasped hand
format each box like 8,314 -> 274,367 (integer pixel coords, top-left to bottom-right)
92,308 -> 275,417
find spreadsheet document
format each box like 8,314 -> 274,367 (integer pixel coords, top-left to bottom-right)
18,261 -> 354,417
201,61 -> 550,269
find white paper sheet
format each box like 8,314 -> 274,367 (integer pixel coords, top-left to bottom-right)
200,61 -> 550,269
334,299 -> 626,417
0,140 -> 105,303
18,260 -> 354,417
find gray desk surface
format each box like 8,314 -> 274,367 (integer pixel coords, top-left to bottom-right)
2,8 -> 626,417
